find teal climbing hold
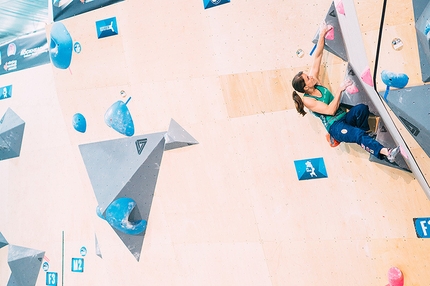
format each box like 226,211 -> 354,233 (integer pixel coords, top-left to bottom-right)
104,97 -> 134,136
97,197 -> 147,235
72,113 -> 86,133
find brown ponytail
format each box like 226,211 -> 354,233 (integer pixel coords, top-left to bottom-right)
291,71 -> 307,116
292,91 -> 307,116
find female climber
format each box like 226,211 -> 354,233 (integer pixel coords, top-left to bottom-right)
291,23 -> 400,163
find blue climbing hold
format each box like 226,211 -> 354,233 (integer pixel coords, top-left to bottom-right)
97,197 -> 147,235
104,97 -> 134,136
381,70 -> 409,89
49,22 -> 73,69
72,113 -> 86,133
425,21 -> 430,36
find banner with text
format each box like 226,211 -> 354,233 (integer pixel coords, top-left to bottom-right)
53,0 -> 124,21
0,29 -> 50,76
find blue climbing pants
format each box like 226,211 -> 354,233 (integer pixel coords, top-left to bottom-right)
329,104 -> 384,157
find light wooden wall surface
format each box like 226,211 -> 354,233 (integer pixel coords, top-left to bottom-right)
0,0 -> 429,285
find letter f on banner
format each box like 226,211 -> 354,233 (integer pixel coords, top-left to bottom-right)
420,220 -> 428,236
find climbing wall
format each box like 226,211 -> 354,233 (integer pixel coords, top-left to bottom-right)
0,0 -> 429,285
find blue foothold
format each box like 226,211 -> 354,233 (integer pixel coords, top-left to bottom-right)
381,70 -> 409,89
50,22 -> 73,69
72,113 -> 87,133
98,197 -> 147,235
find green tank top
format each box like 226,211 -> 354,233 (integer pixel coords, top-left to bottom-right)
304,85 -> 346,131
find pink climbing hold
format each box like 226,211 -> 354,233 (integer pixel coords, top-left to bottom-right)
387,267 -> 404,286
361,67 -> 374,87
346,84 -> 359,94
325,25 -> 334,40
336,0 -> 345,15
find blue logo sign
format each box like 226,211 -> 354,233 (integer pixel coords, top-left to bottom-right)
96,17 -> 118,39
294,157 -> 328,181
73,42 -> 82,53
71,258 -> 84,272
42,261 -> 50,271
0,85 -> 12,100
46,272 -> 58,286
414,217 -> 430,238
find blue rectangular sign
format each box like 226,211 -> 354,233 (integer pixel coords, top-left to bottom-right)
46,272 -> 58,286
0,85 -> 12,100
203,0 -> 230,9
71,258 -> 84,272
96,17 -> 119,39
294,157 -> 328,181
414,217 -> 430,238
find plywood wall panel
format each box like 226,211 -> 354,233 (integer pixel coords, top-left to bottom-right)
1,0 -> 430,285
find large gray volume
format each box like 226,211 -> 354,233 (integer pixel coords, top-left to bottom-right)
0,108 -> 25,161
7,245 -> 44,286
369,118 -> 411,172
413,0 -> 430,82
312,1 -> 348,62
382,85 -> 430,158
79,132 -> 165,261
341,63 -> 378,116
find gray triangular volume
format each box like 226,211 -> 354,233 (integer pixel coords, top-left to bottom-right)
412,0 -> 428,20
416,10 -> 430,58
164,119 -> 198,151
341,63 -> 379,116
112,137 -> 165,261
312,1 -> 348,62
95,234 -> 102,258
0,108 -> 25,161
368,119 -> 411,172
7,245 -> 45,286
414,1 -> 430,82
0,232 -> 8,249
7,275 -> 19,286
79,132 -> 166,214
382,85 -> 430,157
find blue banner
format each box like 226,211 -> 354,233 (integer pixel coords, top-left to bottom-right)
0,30 -> 50,76
414,217 -> 430,238
53,0 -> 124,21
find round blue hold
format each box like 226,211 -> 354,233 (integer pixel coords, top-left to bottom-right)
50,22 -> 73,69
80,246 -> 87,257
97,197 -> 147,235
104,98 -> 134,136
72,113 -> 86,133
381,70 -> 409,89
42,261 -> 49,272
